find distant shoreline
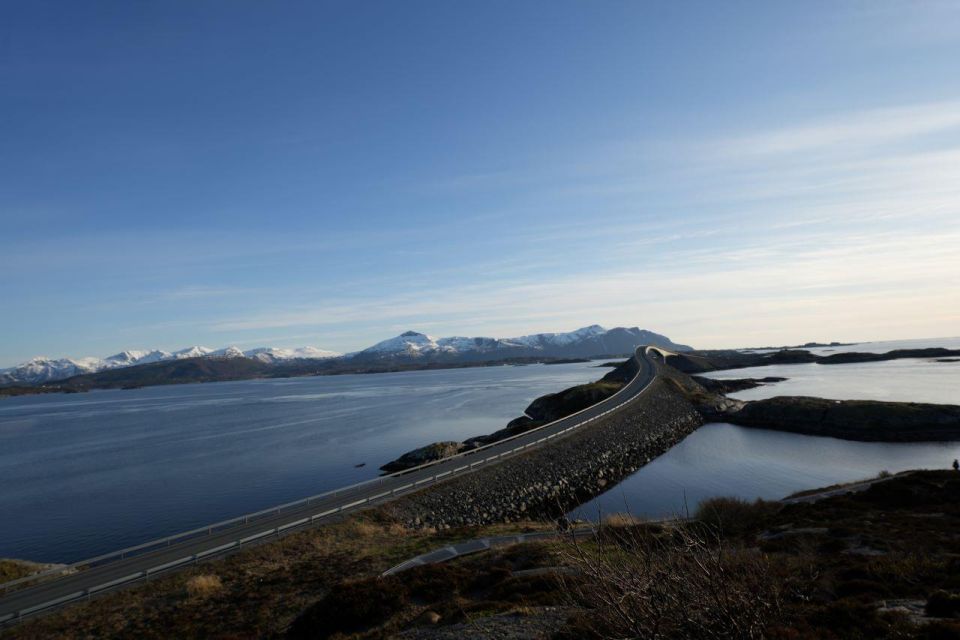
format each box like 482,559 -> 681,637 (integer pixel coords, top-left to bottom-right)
0,355 -> 627,399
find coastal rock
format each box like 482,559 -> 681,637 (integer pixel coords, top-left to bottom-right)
723,396 -> 960,442
691,375 -> 787,394
394,359 -> 638,458
380,441 -> 464,473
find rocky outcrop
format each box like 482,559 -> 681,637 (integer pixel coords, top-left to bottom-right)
387,371 -> 704,530
525,382 -> 622,422
690,376 -> 787,394
380,442 -> 465,473
668,347 -> 960,374
382,359 -> 638,470
721,396 -> 960,442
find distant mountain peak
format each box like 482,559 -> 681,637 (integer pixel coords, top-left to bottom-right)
354,324 -> 691,361
0,324 -> 691,386
0,342 -> 341,385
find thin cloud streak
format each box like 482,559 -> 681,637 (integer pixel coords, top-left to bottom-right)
711,100 -> 960,157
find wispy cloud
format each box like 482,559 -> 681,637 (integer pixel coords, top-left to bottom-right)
148,285 -> 260,302
712,100 -> 960,157
5,94 -> 960,364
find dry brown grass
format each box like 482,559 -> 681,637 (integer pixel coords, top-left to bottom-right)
0,559 -> 42,583
600,513 -> 646,528
346,519 -> 407,539
184,574 -> 222,598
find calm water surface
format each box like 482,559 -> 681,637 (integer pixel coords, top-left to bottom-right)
6,338 -> 959,562
0,361 -> 607,562
571,338 -> 960,521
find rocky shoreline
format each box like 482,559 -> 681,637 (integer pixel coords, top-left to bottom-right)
690,375 -> 787,394
387,352 -> 960,530
713,395 -> 960,442
386,370 -> 704,530
667,346 -> 960,374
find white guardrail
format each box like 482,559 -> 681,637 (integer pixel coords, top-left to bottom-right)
0,347 -> 665,624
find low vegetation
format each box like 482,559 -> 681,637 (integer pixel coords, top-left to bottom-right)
7,472 -> 960,639
3,514 -> 554,640
0,559 -> 51,584
184,574 -> 223,599
558,522 -> 782,639
286,539 -> 566,639
694,495 -> 781,539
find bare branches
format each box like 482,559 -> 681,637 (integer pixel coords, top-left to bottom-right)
557,521 -> 781,639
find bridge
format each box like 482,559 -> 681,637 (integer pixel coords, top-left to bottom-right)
0,345 -> 670,625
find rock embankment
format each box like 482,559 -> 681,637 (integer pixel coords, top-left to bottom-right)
387,372 -> 703,530
720,396 -> 960,442
381,359 -> 638,472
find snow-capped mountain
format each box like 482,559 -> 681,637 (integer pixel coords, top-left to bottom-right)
359,332 -> 531,358
360,331 -> 450,356
353,326 -> 691,361
243,347 -> 341,363
103,350 -> 169,367
0,344 -> 341,385
509,324 -> 609,348
0,357 -> 102,385
172,346 -> 214,359
0,325 -> 689,386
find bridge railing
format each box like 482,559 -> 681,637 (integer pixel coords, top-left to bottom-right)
0,347 -> 663,623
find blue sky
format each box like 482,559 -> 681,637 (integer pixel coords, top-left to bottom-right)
3,1 -> 960,366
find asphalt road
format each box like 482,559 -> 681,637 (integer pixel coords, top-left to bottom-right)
0,345 -> 663,624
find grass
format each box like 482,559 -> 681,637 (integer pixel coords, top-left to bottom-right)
4,511 -> 554,640
0,559 -> 55,584
286,538 -> 569,639
552,472 -> 960,639
7,472 -> 960,639
184,574 -> 223,599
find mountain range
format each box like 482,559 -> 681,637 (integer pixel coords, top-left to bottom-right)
0,325 -> 691,386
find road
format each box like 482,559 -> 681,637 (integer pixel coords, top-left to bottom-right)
0,345 -> 665,625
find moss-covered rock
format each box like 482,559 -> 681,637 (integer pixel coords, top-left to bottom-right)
380,441 -> 465,473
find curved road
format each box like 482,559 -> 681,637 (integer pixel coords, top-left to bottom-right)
0,345 -> 666,625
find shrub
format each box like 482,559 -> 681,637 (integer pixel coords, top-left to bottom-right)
807,601 -> 908,638
488,573 -> 566,606
834,578 -> 891,599
928,591 -> 960,618
558,523 -> 782,639
404,562 -> 471,602
287,576 -> 408,639
695,496 -> 779,538
918,621 -> 960,640
185,574 -> 223,598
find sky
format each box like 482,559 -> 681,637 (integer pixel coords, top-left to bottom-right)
2,1 -> 960,367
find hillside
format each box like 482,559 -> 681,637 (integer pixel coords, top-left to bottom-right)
2,325 -> 689,392
8,471 -> 960,639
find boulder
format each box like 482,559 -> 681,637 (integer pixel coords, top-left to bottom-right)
380,441 -> 464,473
